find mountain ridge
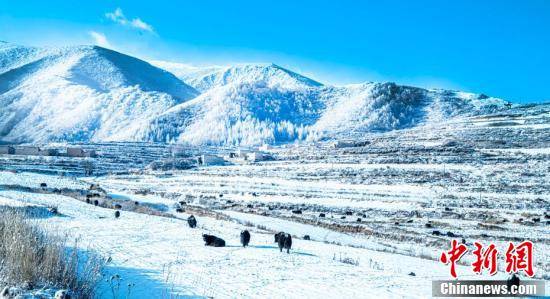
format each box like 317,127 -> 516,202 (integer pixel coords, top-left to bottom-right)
0,43 -> 513,145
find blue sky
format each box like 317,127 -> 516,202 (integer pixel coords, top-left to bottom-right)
0,0 -> 548,103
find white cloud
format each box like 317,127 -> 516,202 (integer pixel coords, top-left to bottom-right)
89,31 -> 112,48
105,8 -> 155,33
131,18 -> 154,32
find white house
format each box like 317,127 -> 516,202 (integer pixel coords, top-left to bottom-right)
197,154 -> 226,166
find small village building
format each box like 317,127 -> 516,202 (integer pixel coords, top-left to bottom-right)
224,148 -> 269,163
38,148 -> 59,156
0,146 -> 15,155
14,146 -> 40,156
197,154 -> 225,166
67,147 -> 86,157
245,151 -> 266,162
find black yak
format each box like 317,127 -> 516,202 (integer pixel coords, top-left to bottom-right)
187,215 -> 197,228
274,232 -> 284,243
275,232 -> 292,253
203,234 -> 226,247
240,230 -> 251,247
114,210 -> 121,218
507,274 -> 520,292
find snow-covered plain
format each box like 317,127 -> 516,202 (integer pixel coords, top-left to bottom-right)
0,102 -> 548,298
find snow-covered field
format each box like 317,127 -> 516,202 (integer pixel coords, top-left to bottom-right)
0,103 -> 548,298
0,175 -> 526,299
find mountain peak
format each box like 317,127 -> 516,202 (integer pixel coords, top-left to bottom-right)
153,61 -> 322,92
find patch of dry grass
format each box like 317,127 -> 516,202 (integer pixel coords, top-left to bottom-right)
0,207 -> 103,298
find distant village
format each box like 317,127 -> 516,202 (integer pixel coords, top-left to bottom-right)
196,148 -> 271,166
0,145 -> 96,158
0,144 -> 274,169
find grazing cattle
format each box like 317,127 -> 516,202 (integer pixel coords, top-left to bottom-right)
340,216 -> 346,219
134,201 -> 139,206
282,234 -> 292,253
93,200 -> 99,206
507,274 -> 520,292
176,207 -> 185,213
345,211 -> 353,216
247,204 -> 254,208
40,183 -> 47,188
432,230 -> 441,236
406,219 -> 413,223
187,215 -> 197,228
292,210 -> 302,214
319,213 -> 325,218
86,198 -> 91,204
533,217 -> 540,223
113,204 -> 122,210
114,211 -> 121,218
203,234 -> 226,247
446,231 -> 457,238
425,223 -> 433,228
276,232 -> 292,253
274,232 -> 284,243
240,230 -> 251,247
303,235 -> 311,240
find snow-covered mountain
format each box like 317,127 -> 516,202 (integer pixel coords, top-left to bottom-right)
0,42 -> 198,143
141,81 -> 507,145
143,81 -> 324,145
0,42 -> 510,145
150,61 -> 322,92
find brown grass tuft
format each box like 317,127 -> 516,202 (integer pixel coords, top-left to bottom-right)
0,207 -> 103,298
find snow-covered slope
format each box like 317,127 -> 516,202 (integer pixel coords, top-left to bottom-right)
151,61 -> 322,92
142,80 -> 507,145
311,82 -> 507,138
144,82 -> 324,145
0,43 -> 198,143
0,42 -> 511,145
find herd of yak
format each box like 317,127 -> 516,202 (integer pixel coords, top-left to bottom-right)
187,215 -> 293,253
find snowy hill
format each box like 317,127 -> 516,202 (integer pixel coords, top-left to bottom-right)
141,80 -> 507,145
0,42 -> 511,145
311,83 -> 507,138
144,81 -> 324,145
0,43 -> 198,143
150,61 -> 322,92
